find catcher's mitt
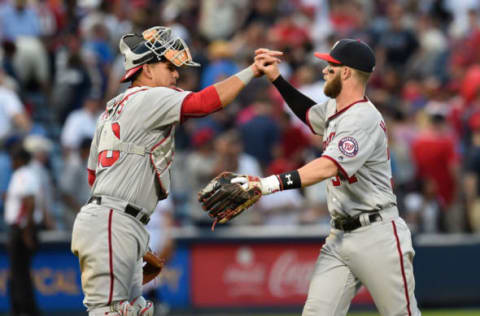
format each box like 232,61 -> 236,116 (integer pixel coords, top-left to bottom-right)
198,171 -> 262,230
142,251 -> 165,285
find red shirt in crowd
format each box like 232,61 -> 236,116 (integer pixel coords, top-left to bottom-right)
411,129 -> 458,207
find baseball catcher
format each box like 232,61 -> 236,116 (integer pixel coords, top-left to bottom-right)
198,171 -> 280,229
71,25 -> 282,316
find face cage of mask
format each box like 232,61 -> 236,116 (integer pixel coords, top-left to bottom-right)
142,27 -> 200,67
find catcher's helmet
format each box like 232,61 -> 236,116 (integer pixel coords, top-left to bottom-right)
119,26 -> 200,82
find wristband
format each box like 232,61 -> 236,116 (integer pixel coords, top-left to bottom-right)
278,170 -> 302,190
234,67 -> 254,86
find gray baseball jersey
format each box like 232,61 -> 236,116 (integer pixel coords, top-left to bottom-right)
302,97 -> 420,316
307,97 -> 397,218
87,86 -> 190,214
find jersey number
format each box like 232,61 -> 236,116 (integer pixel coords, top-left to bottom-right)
99,123 -> 121,168
332,175 -> 358,186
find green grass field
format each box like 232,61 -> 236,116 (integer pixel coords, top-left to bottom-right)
257,310 -> 480,316
346,311 -> 480,316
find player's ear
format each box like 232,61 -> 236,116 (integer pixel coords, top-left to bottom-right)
142,64 -> 153,79
342,66 -> 352,81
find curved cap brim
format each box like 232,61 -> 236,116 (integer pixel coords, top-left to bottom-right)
314,52 -> 342,64
120,65 -> 143,82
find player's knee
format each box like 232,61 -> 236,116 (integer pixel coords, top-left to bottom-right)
302,299 -> 322,316
302,298 -> 345,316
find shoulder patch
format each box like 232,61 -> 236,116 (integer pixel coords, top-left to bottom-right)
338,136 -> 359,157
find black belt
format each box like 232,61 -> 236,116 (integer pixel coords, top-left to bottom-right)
333,213 -> 381,232
88,196 -> 150,225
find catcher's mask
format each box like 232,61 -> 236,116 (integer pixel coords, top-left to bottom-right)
119,26 -> 200,82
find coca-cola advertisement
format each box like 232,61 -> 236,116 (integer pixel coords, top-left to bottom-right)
191,243 -> 373,307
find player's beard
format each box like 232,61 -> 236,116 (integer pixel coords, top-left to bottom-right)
324,72 -> 342,98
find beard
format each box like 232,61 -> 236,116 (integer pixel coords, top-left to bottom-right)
324,73 -> 342,98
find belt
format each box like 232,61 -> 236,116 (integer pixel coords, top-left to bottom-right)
333,213 -> 382,232
88,196 -> 150,225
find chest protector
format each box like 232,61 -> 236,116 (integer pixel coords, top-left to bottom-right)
96,100 -> 175,199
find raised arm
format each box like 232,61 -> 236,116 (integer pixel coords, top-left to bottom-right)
181,51 -> 283,119
254,48 -> 316,124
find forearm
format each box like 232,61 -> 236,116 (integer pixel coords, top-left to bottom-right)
214,67 -> 254,106
297,157 -> 339,187
260,157 -> 338,194
272,75 -> 316,123
181,67 -> 254,119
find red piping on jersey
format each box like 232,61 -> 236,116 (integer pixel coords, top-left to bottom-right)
305,107 -> 317,134
149,126 -> 174,197
180,86 -> 222,122
321,154 -> 357,183
327,97 -> 368,121
392,220 -> 412,316
112,122 -> 121,139
106,88 -> 148,112
87,168 -> 96,187
107,209 -> 114,305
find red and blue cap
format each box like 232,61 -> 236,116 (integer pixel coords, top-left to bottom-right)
315,39 -> 375,73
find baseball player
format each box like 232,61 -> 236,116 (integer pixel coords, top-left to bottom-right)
70,26 -> 281,316
236,40 -> 422,315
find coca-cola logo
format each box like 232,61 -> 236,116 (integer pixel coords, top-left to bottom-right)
269,251 -> 316,297
222,247 -> 266,297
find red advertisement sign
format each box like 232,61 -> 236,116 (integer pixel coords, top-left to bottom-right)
191,243 -> 373,307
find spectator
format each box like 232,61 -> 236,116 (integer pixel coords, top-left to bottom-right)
185,127 -> 217,226
238,99 -> 280,168
59,137 -> 92,230
4,144 -> 40,316
257,187 -> 305,226
411,102 -> 461,232
377,2 -> 419,68
200,41 -> 239,89
52,33 -> 93,123
23,134 -> 56,230
0,0 -> 41,41
0,79 -> 32,142
211,130 -> 263,225
404,179 -> 442,233
269,112 -> 310,170
463,113 -> 480,232
60,96 -> 102,156
198,0 -> 249,41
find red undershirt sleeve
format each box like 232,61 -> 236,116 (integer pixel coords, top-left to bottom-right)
87,168 -> 96,187
180,86 -> 222,122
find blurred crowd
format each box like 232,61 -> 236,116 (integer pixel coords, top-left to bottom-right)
1,0 -> 480,234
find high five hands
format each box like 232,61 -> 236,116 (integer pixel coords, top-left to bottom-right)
251,48 -> 283,80
254,48 -> 282,81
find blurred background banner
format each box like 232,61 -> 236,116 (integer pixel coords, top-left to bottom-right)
0,246 -> 83,310
0,230 -> 480,313
191,242 -> 374,307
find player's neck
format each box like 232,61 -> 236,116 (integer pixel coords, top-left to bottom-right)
335,86 -> 366,112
